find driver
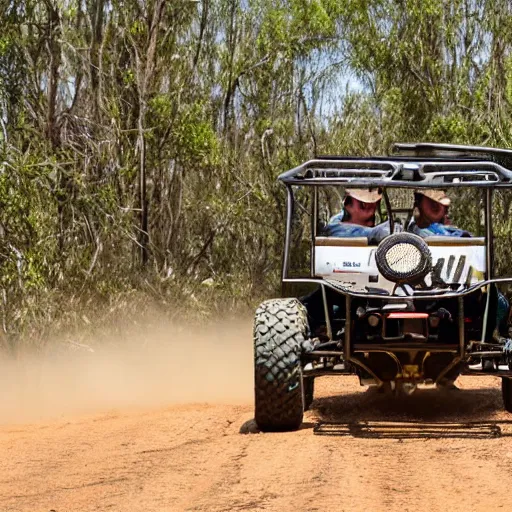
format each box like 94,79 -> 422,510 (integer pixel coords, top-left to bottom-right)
407,189 -> 471,237
326,188 -> 390,243
305,188 -> 388,335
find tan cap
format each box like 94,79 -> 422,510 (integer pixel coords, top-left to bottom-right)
346,188 -> 382,203
416,189 -> 451,206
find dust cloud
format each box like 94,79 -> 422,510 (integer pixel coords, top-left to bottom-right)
0,319 -> 254,424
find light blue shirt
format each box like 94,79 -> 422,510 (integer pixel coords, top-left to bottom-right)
326,210 -> 390,243
408,220 -> 470,238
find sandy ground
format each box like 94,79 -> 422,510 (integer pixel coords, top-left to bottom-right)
1,321 -> 512,512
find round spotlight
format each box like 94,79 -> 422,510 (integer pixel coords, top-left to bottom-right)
375,233 -> 432,284
367,314 -> 380,327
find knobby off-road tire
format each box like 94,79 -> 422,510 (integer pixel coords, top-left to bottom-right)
254,298 -> 314,431
502,378 -> 512,413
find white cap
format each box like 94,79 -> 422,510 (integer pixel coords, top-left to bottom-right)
416,189 -> 451,206
346,188 -> 382,203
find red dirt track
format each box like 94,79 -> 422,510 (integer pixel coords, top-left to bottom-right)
1,323 -> 512,511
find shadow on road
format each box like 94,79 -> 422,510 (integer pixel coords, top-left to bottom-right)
311,385 -> 512,439
313,420 -> 512,439
239,385 -> 512,438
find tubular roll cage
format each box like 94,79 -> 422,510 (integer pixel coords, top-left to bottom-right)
278,143 -> 512,381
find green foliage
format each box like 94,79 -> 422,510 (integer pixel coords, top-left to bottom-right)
173,102 -> 220,165
1,0 -> 512,344
427,115 -> 468,143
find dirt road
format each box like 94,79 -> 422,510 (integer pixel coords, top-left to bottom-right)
1,323 -> 512,511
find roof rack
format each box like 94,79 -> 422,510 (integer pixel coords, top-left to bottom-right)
393,142 -> 512,170
278,144 -> 512,187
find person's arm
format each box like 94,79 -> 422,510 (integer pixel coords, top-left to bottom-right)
409,221 -> 471,238
430,223 -> 472,237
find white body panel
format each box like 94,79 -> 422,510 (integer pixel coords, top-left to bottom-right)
314,242 -> 486,293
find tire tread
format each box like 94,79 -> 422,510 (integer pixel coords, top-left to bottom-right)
254,298 -> 312,431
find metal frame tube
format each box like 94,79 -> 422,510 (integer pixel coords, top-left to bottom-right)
282,277 -> 512,301
283,178 -> 503,188
281,185 -> 294,282
480,189 -> 494,342
383,188 -> 394,235
485,188 -> 494,280
435,296 -> 465,384
311,187 -> 318,277
321,284 -> 332,340
344,294 -> 351,361
458,296 -> 465,359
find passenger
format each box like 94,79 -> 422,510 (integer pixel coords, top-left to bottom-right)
408,189 -> 471,237
326,188 -> 390,243
409,189 -> 510,370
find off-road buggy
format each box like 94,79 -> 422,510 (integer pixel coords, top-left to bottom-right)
253,143 -> 512,431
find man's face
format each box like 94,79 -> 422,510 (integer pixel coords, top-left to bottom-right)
418,195 -> 447,224
345,197 -> 379,227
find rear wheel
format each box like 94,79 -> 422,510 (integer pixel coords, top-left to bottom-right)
254,298 -> 312,431
502,378 -> 512,413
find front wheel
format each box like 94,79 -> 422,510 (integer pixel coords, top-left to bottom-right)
254,298 -> 311,431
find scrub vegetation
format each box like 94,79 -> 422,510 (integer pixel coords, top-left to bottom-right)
1,0 -> 512,346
